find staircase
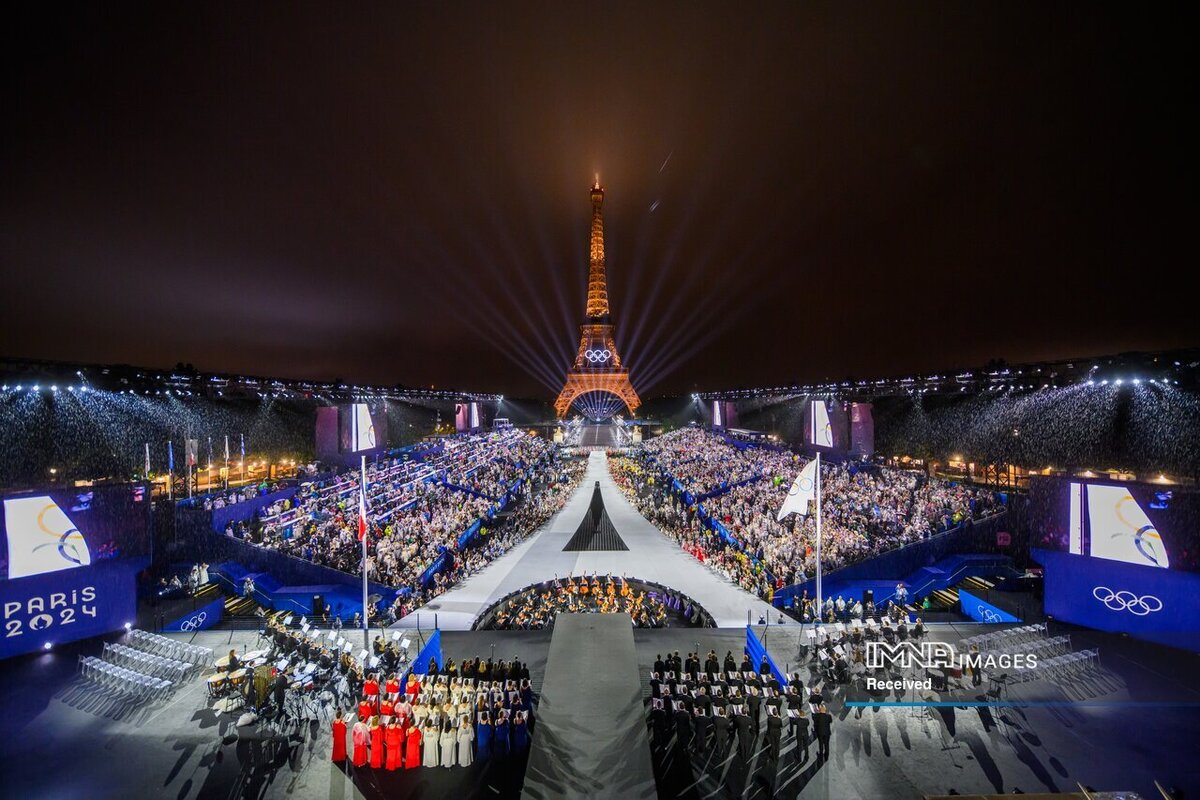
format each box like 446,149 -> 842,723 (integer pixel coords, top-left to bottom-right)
928,575 -> 997,612
224,593 -> 262,619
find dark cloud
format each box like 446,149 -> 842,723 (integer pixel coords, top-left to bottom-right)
2,3 -> 1193,396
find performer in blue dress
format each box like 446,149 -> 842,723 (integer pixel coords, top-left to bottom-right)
493,710 -> 510,756
511,710 -> 529,752
476,710 -> 493,760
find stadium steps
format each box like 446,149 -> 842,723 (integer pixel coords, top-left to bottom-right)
191,582 -> 220,602
959,576 -> 994,593
929,588 -> 959,609
224,595 -> 260,617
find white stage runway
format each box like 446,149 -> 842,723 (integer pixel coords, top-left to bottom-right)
393,450 -> 786,630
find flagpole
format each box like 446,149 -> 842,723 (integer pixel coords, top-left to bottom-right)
815,450 -> 823,621
361,455 -> 370,650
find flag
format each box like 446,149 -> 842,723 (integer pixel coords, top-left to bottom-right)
358,475 -> 369,541
777,459 -> 818,521
168,441 -> 175,473
144,443 -> 151,476
224,435 -> 230,461
240,433 -> 245,460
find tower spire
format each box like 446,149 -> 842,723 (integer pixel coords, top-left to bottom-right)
586,179 -> 609,319
555,179 -> 640,419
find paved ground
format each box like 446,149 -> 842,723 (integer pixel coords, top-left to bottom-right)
3,622 -> 1196,799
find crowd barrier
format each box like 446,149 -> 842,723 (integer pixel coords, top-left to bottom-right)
771,512 -> 1012,608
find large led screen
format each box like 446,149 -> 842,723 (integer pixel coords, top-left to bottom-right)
1029,476 -> 1197,573
1,485 -> 151,583
810,399 -> 834,448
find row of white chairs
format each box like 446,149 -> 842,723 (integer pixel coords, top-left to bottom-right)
104,642 -> 192,682
1009,648 -> 1100,684
985,634 -> 1072,660
79,655 -> 174,703
128,629 -> 212,666
962,623 -> 1047,652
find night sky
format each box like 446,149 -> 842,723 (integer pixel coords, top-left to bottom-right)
2,3 -> 1193,398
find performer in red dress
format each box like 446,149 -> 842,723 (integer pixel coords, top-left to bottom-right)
404,722 -> 422,769
357,699 -> 372,722
369,717 -> 384,769
384,673 -> 400,696
330,709 -> 348,763
351,718 -> 369,767
363,675 -> 380,711
380,697 -> 395,718
384,720 -> 403,771
404,673 -> 420,702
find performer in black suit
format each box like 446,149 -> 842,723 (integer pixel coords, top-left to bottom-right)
673,702 -> 692,751
765,706 -> 784,761
747,685 -> 763,727
692,707 -> 711,754
812,703 -> 833,761
712,708 -> 732,754
734,706 -> 754,761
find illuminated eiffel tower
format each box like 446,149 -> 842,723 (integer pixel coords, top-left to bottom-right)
554,178 -> 641,419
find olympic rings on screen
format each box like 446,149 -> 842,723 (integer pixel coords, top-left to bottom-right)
1092,586 -> 1163,616
584,349 -> 612,363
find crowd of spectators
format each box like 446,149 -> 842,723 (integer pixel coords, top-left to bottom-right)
224,432 -> 584,610
612,428 -> 1002,601
186,479 -> 294,511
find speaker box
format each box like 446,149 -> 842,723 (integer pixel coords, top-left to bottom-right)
312,594 -> 325,617
862,589 -> 874,607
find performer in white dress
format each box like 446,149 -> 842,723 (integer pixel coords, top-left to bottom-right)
457,716 -> 474,767
422,719 -> 440,767
440,719 -> 456,767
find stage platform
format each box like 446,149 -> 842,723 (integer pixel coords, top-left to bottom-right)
523,615 -> 655,799
393,451 -> 785,630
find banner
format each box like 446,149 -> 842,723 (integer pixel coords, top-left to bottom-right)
958,588 -> 1020,624
1,559 -> 140,659
1034,547 -> 1200,652
163,595 -> 224,633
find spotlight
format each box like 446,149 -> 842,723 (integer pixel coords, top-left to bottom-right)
124,622 -> 132,630
43,642 -> 52,651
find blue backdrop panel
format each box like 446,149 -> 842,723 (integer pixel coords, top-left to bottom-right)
1033,547 -> 1200,652
744,626 -> 786,686
1,559 -> 141,659
958,588 -> 1020,624
163,595 -> 224,632
412,628 -> 443,675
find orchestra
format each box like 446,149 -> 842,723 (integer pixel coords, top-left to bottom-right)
487,574 -> 679,630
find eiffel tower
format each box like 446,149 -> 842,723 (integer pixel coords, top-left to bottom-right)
554,178 -> 641,419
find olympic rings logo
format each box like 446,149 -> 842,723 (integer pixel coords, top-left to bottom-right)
180,612 -> 208,631
1092,586 -> 1163,616
977,606 -> 1002,623
584,349 -> 612,363
788,477 -> 814,496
